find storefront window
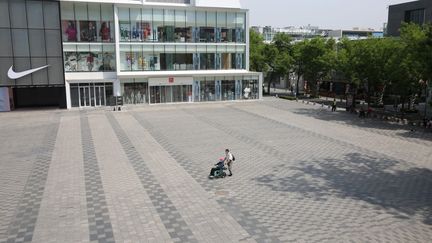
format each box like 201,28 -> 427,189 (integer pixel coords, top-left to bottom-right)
61,2 -> 114,42
175,46 -> 193,70
121,79 -> 148,104
161,45 -> 175,70
175,10 -> 186,42
119,8 -> 130,41
221,79 -> 235,101
130,8 -> 142,42
120,45 -> 129,71
142,9 -> 153,41
153,45 -> 163,70
242,77 -> 259,99
200,78 -> 216,102
64,44 -> 115,72
227,12 -> 236,43
164,9 -> 175,42
206,12 -> 216,42
131,45 -> 143,71
196,11 -> 206,42
236,45 -> 245,69
197,45 -> 206,70
216,12 -> 227,42
153,9 -> 164,42
236,12 -> 246,43
186,11 -> 196,42
207,45 -> 216,70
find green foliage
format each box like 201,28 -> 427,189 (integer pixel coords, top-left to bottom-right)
249,30 -> 266,72
249,23 -> 432,101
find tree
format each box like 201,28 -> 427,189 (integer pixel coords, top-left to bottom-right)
249,29 -> 266,72
262,33 -> 293,94
296,38 -> 336,97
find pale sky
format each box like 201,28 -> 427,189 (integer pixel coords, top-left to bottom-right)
240,0 -> 413,30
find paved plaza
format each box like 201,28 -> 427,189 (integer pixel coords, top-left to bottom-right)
1,98 -> 432,243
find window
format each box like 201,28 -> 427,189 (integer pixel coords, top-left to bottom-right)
153,9 -> 164,42
142,9 -> 153,41
175,10 -> 186,42
227,12 -> 236,42
130,8 -> 142,42
164,9 -> 175,42
186,11 -> 196,42
64,44 -> 115,72
217,12 -> 227,42
61,2 -> 114,42
119,8 -> 130,41
404,9 -> 425,25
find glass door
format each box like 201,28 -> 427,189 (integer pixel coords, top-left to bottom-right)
94,86 -> 106,106
79,86 -> 91,107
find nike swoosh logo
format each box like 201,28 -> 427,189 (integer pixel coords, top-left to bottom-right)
7,65 -> 50,79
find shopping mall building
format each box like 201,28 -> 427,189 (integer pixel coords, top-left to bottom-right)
0,0 -> 262,111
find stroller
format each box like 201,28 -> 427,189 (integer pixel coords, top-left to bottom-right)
209,158 -> 227,179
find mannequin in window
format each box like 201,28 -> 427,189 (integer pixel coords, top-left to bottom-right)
244,86 -> 251,99
65,21 -> 77,42
100,22 -> 111,42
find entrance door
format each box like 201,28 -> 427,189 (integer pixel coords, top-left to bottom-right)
79,86 -> 91,107
94,86 -> 106,106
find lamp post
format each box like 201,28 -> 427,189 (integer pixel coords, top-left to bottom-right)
424,80 -> 429,119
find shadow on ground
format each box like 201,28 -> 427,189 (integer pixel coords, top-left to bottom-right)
255,153 -> 432,225
290,108 -> 432,142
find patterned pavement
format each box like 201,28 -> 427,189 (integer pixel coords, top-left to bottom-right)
0,99 -> 431,242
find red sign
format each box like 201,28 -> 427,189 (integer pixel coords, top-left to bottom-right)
168,77 -> 174,83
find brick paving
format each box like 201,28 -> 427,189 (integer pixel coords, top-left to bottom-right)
0,99 -> 431,242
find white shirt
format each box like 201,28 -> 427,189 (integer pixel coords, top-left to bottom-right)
225,152 -> 233,162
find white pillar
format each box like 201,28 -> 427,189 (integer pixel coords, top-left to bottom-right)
113,79 -> 121,97
65,81 -> 71,109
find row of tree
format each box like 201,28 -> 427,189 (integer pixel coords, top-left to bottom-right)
250,23 -> 432,110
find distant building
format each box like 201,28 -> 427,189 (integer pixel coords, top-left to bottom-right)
387,0 -> 432,36
328,29 -> 384,40
253,25 -> 329,43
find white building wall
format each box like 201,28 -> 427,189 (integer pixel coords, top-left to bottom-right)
195,0 -> 241,9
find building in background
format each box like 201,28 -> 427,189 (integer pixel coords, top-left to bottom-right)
327,28 -> 383,40
252,25 -> 329,43
387,0 -> 432,36
0,0 -> 262,111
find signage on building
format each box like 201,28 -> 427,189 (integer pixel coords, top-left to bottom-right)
148,77 -> 193,86
7,65 -> 50,80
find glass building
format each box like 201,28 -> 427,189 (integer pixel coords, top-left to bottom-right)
61,0 -> 262,108
0,0 -> 261,110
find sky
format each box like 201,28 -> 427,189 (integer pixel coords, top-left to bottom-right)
240,0 -> 413,30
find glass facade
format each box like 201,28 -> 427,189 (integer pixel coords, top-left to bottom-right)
194,76 -> 259,102
61,2 -> 116,72
70,82 -> 113,107
59,3 -> 259,108
121,79 -> 149,104
118,8 -> 246,43
119,44 -> 244,71
60,2 -> 115,42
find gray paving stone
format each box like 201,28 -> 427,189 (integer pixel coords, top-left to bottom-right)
80,113 -> 115,243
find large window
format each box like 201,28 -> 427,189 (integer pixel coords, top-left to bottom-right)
61,2 -> 114,42
404,9 -> 425,25
64,44 -> 115,72
117,8 -> 246,43
195,76 -> 259,102
119,44 -> 244,71
121,79 -> 148,104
